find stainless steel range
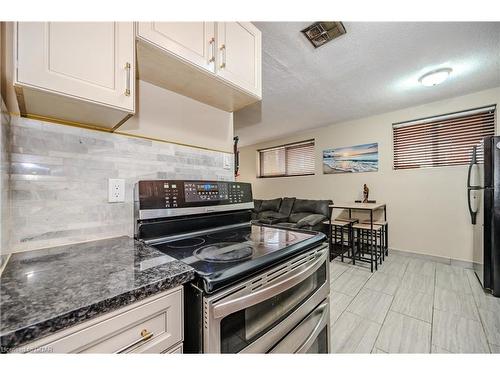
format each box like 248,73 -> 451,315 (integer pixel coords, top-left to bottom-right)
134,180 -> 330,353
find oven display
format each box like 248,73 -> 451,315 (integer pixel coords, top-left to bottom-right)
185,182 -> 229,202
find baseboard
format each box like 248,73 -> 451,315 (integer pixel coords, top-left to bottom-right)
389,248 -> 474,270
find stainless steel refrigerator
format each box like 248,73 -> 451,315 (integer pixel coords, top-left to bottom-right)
468,135 -> 500,297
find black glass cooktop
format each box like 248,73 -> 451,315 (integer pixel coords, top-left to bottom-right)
152,224 -> 325,293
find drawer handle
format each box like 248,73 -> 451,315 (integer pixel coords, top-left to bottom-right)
124,62 -> 131,97
115,329 -> 154,354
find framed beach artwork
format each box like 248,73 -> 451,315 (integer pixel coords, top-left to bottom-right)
323,143 -> 379,174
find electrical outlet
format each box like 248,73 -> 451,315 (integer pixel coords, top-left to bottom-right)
108,178 -> 125,203
223,154 -> 232,170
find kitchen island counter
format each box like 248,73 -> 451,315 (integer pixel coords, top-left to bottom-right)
0,236 -> 194,352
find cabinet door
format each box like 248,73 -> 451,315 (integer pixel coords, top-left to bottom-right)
16,22 -> 135,112
137,22 -> 216,73
216,22 -> 262,97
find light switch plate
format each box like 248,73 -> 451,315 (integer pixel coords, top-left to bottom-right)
108,178 -> 125,203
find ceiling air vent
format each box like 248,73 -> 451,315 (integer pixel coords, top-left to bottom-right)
301,22 -> 346,48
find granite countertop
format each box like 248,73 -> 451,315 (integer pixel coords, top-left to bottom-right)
0,236 -> 195,352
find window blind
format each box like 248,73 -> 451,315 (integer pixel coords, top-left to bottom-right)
259,140 -> 315,177
259,147 -> 286,177
393,106 -> 496,170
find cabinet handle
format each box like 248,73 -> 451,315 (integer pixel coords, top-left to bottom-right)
124,62 -> 131,97
209,37 -> 215,63
115,329 -> 154,354
219,44 -> 226,69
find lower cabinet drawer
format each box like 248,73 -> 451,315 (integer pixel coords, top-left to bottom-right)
83,304 -> 178,354
23,287 -> 183,353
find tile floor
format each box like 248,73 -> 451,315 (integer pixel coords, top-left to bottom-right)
329,253 -> 500,353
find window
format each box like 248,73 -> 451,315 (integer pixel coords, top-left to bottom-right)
393,106 -> 496,170
258,140 -> 315,177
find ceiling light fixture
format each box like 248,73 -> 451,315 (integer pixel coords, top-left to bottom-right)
418,68 -> 452,87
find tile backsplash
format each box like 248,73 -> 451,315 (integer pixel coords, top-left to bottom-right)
1,100 -> 11,255
5,116 -> 234,253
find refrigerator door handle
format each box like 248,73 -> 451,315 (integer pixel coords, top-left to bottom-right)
467,145 -> 479,224
468,188 -> 477,225
467,146 -> 477,188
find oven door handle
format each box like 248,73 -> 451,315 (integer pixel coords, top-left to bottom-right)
270,300 -> 329,354
295,301 -> 329,353
212,248 -> 327,319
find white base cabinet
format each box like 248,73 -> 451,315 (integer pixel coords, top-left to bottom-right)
16,286 -> 184,354
164,343 -> 183,354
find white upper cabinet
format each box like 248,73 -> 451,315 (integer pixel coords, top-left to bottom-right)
137,22 -> 215,73
136,22 -> 262,112
216,22 -> 262,97
16,22 -> 135,112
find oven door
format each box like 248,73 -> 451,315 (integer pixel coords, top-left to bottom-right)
269,299 -> 330,353
203,245 -> 329,353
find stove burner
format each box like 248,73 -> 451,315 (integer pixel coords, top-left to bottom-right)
207,231 -> 238,240
245,231 -> 298,245
193,242 -> 253,263
166,237 -> 206,248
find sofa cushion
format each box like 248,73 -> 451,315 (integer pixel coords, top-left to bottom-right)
258,210 -> 281,219
289,212 -> 312,223
278,197 -> 296,216
253,199 -> 263,213
258,213 -> 289,225
292,199 -> 331,217
260,211 -> 288,220
260,198 -> 282,212
296,214 -> 327,228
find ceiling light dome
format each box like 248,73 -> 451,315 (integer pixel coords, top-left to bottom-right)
419,68 -> 452,87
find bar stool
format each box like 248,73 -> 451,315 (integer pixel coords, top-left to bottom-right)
352,222 -> 383,272
327,217 -> 358,263
361,219 -> 389,259
327,220 -> 352,262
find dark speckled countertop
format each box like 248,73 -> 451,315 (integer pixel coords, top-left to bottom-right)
0,236 -> 195,352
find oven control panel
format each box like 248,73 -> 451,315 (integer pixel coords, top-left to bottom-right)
161,181 -> 180,208
136,180 -> 253,212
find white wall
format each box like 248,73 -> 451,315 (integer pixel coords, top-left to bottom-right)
118,80 -> 234,153
237,87 -> 500,263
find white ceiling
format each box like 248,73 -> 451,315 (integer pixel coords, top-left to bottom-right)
234,22 -> 500,146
